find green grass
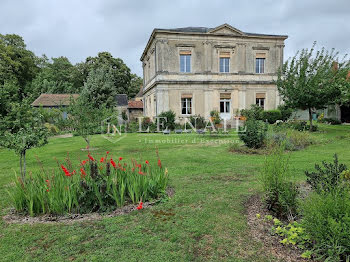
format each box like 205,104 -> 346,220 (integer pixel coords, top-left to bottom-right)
0,124 -> 350,261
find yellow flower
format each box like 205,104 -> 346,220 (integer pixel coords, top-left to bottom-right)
256,214 -> 261,219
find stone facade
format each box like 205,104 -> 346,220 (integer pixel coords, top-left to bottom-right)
140,24 -> 288,121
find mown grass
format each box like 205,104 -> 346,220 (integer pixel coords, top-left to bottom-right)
0,124 -> 349,261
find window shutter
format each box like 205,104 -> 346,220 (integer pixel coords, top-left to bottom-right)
181,93 -> 193,98
220,93 -> 231,99
219,52 -> 230,58
256,53 -> 266,59
256,93 -> 266,99
179,50 -> 191,55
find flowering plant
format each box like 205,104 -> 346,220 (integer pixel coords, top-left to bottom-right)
8,152 -> 169,216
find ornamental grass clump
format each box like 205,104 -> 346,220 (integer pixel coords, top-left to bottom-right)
8,152 -> 169,216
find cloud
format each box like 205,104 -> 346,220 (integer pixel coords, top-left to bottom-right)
0,0 -> 349,77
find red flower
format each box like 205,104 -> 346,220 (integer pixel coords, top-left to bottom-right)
81,160 -> 87,166
72,170 -> 76,175
132,168 -> 135,172
145,160 -> 149,165
46,189 -> 49,192
137,202 -> 143,210
61,165 -> 71,177
119,157 -> 123,161
100,157 -> 105,163
80,168 -> 86,177
88,154 -> 95,161
123,168 -> 126,171
106,151 -> 110,154
110,159 -> 117,168
158,159 -> 162,168
138,171 -> 144,175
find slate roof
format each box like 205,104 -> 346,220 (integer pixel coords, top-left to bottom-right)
155,26 -> 287,38
31,94 -> 79,107
128,100 -> 143,109
115,94 -> 128,106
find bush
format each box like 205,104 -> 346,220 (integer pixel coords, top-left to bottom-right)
305,154 -> 348,194
44,123 -> 59,135
261,110 -> 282,124
319,117 -> 342,125
266,129 -> 317,151
240,104 -> 263,120
260,147 -> 299,220
158,110 -> 176,130
301,190 -> 350,261
8,152 -> 169,215
239,119 -> 267,148
189,115 -> 207,129
277,105 -> 294,121
210,110 -> 221,125
286,120 -> 318,132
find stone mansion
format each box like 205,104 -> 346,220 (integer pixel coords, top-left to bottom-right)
140,23 -> 288,120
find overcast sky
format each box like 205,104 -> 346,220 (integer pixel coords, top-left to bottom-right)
1,0 -> 349,77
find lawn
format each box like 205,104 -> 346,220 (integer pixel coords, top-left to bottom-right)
0,124 -> 350,261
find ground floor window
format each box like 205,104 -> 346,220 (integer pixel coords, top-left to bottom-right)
220,99 -> 230,113
256,93 -> 266,109
181,97 -> 192,115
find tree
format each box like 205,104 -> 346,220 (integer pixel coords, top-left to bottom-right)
79,52 -> 132,96
277,42 -> 350,131
129,74 -> 143,98
0,34 -> 39,117
31,56 -> 84,99
0,101 -> 48,179
68,97 -> 116,148
80,65 -> 117,108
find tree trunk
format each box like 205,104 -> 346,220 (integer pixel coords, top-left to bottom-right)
84,137 -> 90,149
308,108 -> 313,132
23,151 -> 26,178
19,153 -> 23,179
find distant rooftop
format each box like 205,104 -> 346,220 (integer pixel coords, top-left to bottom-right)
128,100 -> 143,109
115,94 -> 128,106
31,94 -> 79,107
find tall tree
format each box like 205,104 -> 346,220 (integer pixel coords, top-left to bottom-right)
81,65 -> 117,108
79,52 -> 132,95
276,42 -> 350,131
129,73 -> 143,98
31,56 -> 84,99
0,34 -> 39,116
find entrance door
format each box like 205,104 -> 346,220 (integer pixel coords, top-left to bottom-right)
220,99 -> 231,120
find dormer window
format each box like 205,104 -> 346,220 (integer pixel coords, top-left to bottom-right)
180,50 -> 191,73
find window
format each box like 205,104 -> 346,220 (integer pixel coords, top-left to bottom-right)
255,58 -> 265,73
181,95 -> 192,115
220,58 -> 230,73
220,93 -> 231,113
180,51 -> 191,73
219,52 -> 230,73
255,53 -> 266,74
256,93 -> 266,109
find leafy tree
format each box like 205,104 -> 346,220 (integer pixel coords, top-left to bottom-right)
79,52 -> 132,95
80,65 -> 117,108
129,73 -> 143,98
0,101 -> 48,179
68,97 -> 116,147
0,34 -> 39,117
31,56 -> 83,99
277,42 -> 350,131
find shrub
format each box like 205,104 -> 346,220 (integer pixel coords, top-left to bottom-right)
210,110 -> 221,125
260,147 -> 299,220
301,190 -> 350,261
189,115 -> 207,129
8,152 -> 169,216
305,154 -> 348,194
158,110 -> 176,130
240,104 -> 263,120
277,105 -> 294,122
44,123 -> 59,135
267,129 -> 317,151
261,110 -> 282,124
239,119 -> 267,149
319,117 -> 342,125
286,120 -> 318,132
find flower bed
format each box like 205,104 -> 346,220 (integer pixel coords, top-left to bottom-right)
8,152 -> 169,216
